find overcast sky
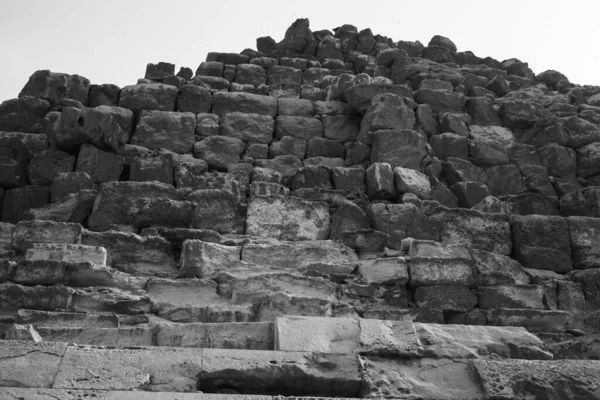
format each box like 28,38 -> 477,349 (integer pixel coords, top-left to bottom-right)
1,0 -> 598,102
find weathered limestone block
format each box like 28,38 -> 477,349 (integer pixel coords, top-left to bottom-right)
394,167 -> 432,199
576,142 -> 600,177
414,286 -> 477,310
231,273 -> 338,304
0,282 -> 73,311
359,356 -> 484,399
43,106 -> 134,154
131,111 -> 195,154
471,249 -> 530,286
560,187 -> 600,218
176,84 -> 211,114
212,91 -> 277,118
199,348 -> 361,397
367,203 -> 438,249
0,96 -> 50,133
537,142 -> 577,177
431,133 -> 468,160
12,259 -> 68,285
0,222 -> 12,257
370,129 -> 428,170
88,83 -> 120,107
249,181 -> 289,197
188,189 -> 243,234
277,97 -> 313,117
83,230 -> 177,277
52,345 -> 204,392
290,165 -> 332,190
180,240 -> 241,278
405,239 -> 470,260
88,182 -> 181,230
20,70 -> 90,105
23,189 -> 96,224
358,257 -> 409,285
415,88 -> 466,116
70,286 -> 151,314
426,205 -> 512,255
75,144 -> 124,184
275,115 -> 323,141
126,197 -> 191,229
322,114 -> 360,143
442,157 -> 487,185
235,63 -> 267,86
451,181 -> 491,208
408,257 -> 474,287
344,82 -> 414,114
11,220 -> 82,252
118,83 -> 177,112
472,359 -> 600,400
478,285 -> 546,309
50,172 -> 93,203
25,243 -> 106,268
246,195 -> 330,240
275,316 -> 421,356
0,341 -> 67,388
358,93 -> 415,144
487,308 -> 572,332
221,112 -> 274,144
567,216 -> 600,269
26,148 -> 75,186
332,166 -> 365,192
16,309 -> 118,329
365,162 -> 394,200
511,215 -> 572,274
2,185 -> 50,223
330,202 -> 370,241
194,136 -> 245,170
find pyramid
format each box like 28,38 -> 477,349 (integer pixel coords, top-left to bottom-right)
0,18 -> 599,399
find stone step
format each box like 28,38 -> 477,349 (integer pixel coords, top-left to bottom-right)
5,321 -> 273,350
1,340 -> 598,399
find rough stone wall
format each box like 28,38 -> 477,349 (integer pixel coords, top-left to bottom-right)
0,18 -> 599,399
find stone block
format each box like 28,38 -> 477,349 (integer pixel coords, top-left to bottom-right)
370,129 -> 428,170
188,189 -> 243,234
478,285 -> 546,309
277,97 -> 313,117
75,144 -> 124,183
567,216 -> 600,269
235,63 -> 267,86
2,185 -> 50,224
306,137 -> 345,158
88,83 -> 120,107
176,84 -> 211,114
0,96 -> 50,133
408,257 -> 474,287
358,93 -> 415,145
358,257 -> 409,285
87,181 -> 182,231
246,195 -> 330,240
129,152 -> 174,185
212,91 -> 277,118
394,167 -> 432,200
180,240 -> 241,278
471,249 -> 530,286
194,136 -> 245,171
127,197 -> 192,229
367,203 -> 438,249
0,282 -> 73,311
290,166 -> 332,190
27,148 -> 75,186
25,243 -> 106,268
118,83 -> 177,112
20,70 -> 90,105
414,286 -> 477,310
11,220 -> 82,252
131,110 -> 195,154
0,341 -> 67,388
365,162 -> 394,200
511,215 -> 572,273
221,112 -> 274,144
450,181 -> 491,208
275,115 -> 323,140
332,166 -> 365,192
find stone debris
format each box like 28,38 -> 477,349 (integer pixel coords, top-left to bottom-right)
0,16 -> 599,400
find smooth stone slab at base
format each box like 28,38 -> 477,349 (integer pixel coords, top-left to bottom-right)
359,356 -> 485,399
0,341 -> 67,388
472,359 -> 600,399
0,388 -> 274,399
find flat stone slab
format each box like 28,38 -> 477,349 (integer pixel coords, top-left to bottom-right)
359,356 -> 485,399
0,341 -> 67,388
53,345 -> 203,392
25,243 -> 107,268
0,388 -> 276,399
275,315 -> 421,356
472,359 -> 600,399
11,220 -> 82,252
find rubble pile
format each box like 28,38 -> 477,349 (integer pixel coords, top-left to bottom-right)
0,18 -> 599,399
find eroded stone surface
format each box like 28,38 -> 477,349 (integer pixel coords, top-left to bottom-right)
0,341 -> 67,388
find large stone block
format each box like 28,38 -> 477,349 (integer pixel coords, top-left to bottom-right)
0,281 -> 73,311
212,91 -> 277,118
560,187 -> 600,218
408,257 -> 474,287
478,285 -> 546,309
27,148 -> 75,186
176,84 -> 211,114
188,189 -> 243,234
0,96 -> 50,133
118,83 -> 178,112
127,197 -> 192,229
180,240 -> 241,278
0,341 -> 67,388
511,215 -> 572,274
246,195 -> 330,240
2,185 -> 50,224
358,93 -> 415,145
414,88 -> 466,115
88,83 -> 120,107
567,216 -> 600,269
131,111 -> 195,154
75,144 -> 124,183
367,203 -> 438,249
275,115 -> 323,140
11,220 -> 82,252
370,129 -> 428,170
194,136 -> 245,171
43,106 -> 134,154
19,70 -> 90,105
426,205 -> 512,255
322,114 -> 360,142
358,257 -> 409,285
221,112 -> 274,144
25,243 -> 106,268
365,162 -> 394,200
87,181 -> 183,231
414,285 -> 477,310
394,166 -> 432,200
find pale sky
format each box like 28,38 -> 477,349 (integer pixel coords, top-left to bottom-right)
1,0 -> 598,102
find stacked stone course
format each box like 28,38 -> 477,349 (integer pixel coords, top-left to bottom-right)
0,18 -> 599,399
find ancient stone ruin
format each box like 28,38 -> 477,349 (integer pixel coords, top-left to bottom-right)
0,17 -> 600,399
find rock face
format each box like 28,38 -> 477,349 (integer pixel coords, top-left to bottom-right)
1,16 -> 600,400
